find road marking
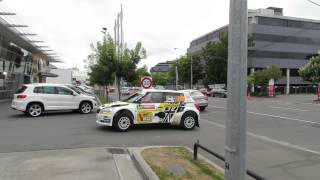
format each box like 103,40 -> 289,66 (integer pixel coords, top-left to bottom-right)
268,106 -> 309,112
208,105 -> 320,126
200,119 -> 320,155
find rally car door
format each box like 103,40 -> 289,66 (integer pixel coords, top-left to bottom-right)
136,92 -> 164,124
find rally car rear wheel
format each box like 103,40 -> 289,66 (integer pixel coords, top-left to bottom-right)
180,112 -> 196,130
113,113 -> 132,132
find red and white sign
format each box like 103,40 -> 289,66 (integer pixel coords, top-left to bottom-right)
141,76 -> 153,89
268,79 -> 275,97
317,84 -> 320,100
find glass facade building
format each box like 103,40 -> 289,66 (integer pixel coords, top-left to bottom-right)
188,7 -> 320,94
0,16 -> 59,100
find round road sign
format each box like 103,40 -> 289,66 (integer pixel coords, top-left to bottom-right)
141,76 -> 153,89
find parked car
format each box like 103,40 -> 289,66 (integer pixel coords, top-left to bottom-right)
154,85 -> 165,90
11,83 -> 99,117
96,89 -> 200,131
121,87 -> 130,95
199,88 -> 209,96
180,90 -> 208,111
78,85 -> 94,94
208,87 -> 227,98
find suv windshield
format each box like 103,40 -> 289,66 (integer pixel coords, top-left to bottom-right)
123,93 -> 144,103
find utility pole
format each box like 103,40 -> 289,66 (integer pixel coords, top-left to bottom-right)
175,66 -> 178,90
225,0 -> 248,180
113,5 -> 123,101
190,55 -> 193,89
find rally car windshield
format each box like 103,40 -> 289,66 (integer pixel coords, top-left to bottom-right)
123,93 -> 144,103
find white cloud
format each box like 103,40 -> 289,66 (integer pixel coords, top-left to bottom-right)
3,0 -> 320,71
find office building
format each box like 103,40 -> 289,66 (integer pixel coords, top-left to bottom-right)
188,7 -> 320,94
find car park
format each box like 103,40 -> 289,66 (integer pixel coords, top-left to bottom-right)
180,90 -> 208,111
120,87 -> 130,95
96,89 -> 200,131
207,84 -> 227,98
11,83 -> 99,117
77,85 -> 94,94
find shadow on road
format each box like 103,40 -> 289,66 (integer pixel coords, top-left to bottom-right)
8,111 -> 94,119
96,123 -> 200,132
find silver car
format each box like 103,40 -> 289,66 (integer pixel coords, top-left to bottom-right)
180,90 -> 208,111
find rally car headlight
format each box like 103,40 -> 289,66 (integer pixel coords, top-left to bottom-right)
101,108 -> 112,113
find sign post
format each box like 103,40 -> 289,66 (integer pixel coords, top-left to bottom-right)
141,76 -> 153,89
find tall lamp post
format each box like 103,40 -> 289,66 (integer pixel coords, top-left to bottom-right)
173,48 -> 193,89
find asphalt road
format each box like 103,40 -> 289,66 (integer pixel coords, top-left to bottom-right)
1,94 -> 320,180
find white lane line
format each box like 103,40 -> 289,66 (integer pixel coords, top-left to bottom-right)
208,105 -> 320,126
200,119 -> 320,155
248,112 -> 320,126
268,106 -> 309,112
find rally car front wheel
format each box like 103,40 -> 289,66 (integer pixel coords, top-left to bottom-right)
180,112 -> 197,130
113,112 -> 133,132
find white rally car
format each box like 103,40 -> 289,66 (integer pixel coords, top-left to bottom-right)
96,89 -> 200,131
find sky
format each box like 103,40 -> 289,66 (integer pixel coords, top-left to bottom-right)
2,0 -> 320,71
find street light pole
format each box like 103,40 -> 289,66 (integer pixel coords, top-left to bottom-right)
173,48 -> 193,89
175,66 -> 178,90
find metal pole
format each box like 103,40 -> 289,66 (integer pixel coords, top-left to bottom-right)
175,66 -> 178,90
190,56 -> 193,89
225,0 -> 248,179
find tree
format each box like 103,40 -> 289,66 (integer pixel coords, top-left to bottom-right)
200,33 -> 254,86
252,65 -> 282,95
169,55 -> 204,86
132,65 -> 150,86
88,35 -> 115,86
200,33 -> 228,85
152,72 -> 172,86
87,34 -> 146,88
299,56 -> 320,84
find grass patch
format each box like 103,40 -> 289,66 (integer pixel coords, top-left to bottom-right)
142,147 -> 223,180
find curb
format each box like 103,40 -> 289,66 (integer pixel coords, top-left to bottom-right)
128,146 -> 224,180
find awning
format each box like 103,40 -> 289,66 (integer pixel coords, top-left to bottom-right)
39,72 -> 58,77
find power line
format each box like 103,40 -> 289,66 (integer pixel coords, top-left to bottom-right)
306,0 -> 320,6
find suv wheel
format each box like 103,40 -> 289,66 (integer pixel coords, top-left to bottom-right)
80,102 -> 92,114
113,113 -> 132,132
27,103 -> 43,117
180,112 -> 196,130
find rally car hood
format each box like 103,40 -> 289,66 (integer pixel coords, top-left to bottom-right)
101,101 -> 130,109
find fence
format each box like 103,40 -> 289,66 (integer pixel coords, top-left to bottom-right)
193,140 -> 267,180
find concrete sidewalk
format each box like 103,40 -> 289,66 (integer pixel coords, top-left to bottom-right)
0,147 -> 142,180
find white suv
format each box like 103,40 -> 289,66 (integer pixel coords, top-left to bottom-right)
11,83 -> 99,117
96,89 -> 200,131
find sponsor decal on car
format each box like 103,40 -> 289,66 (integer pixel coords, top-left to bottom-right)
137,111 -> 153,123
137,104 -> 155,110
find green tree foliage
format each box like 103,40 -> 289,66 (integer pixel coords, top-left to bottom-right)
132,65 -> 150,86
299,56 -> 320,84
200,33 -> 228,85
169,55 -> 204,85
252,65 -> 282,87
152,72 -> 172,86
87,35 -> 146,86
199,33 -> 254,85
